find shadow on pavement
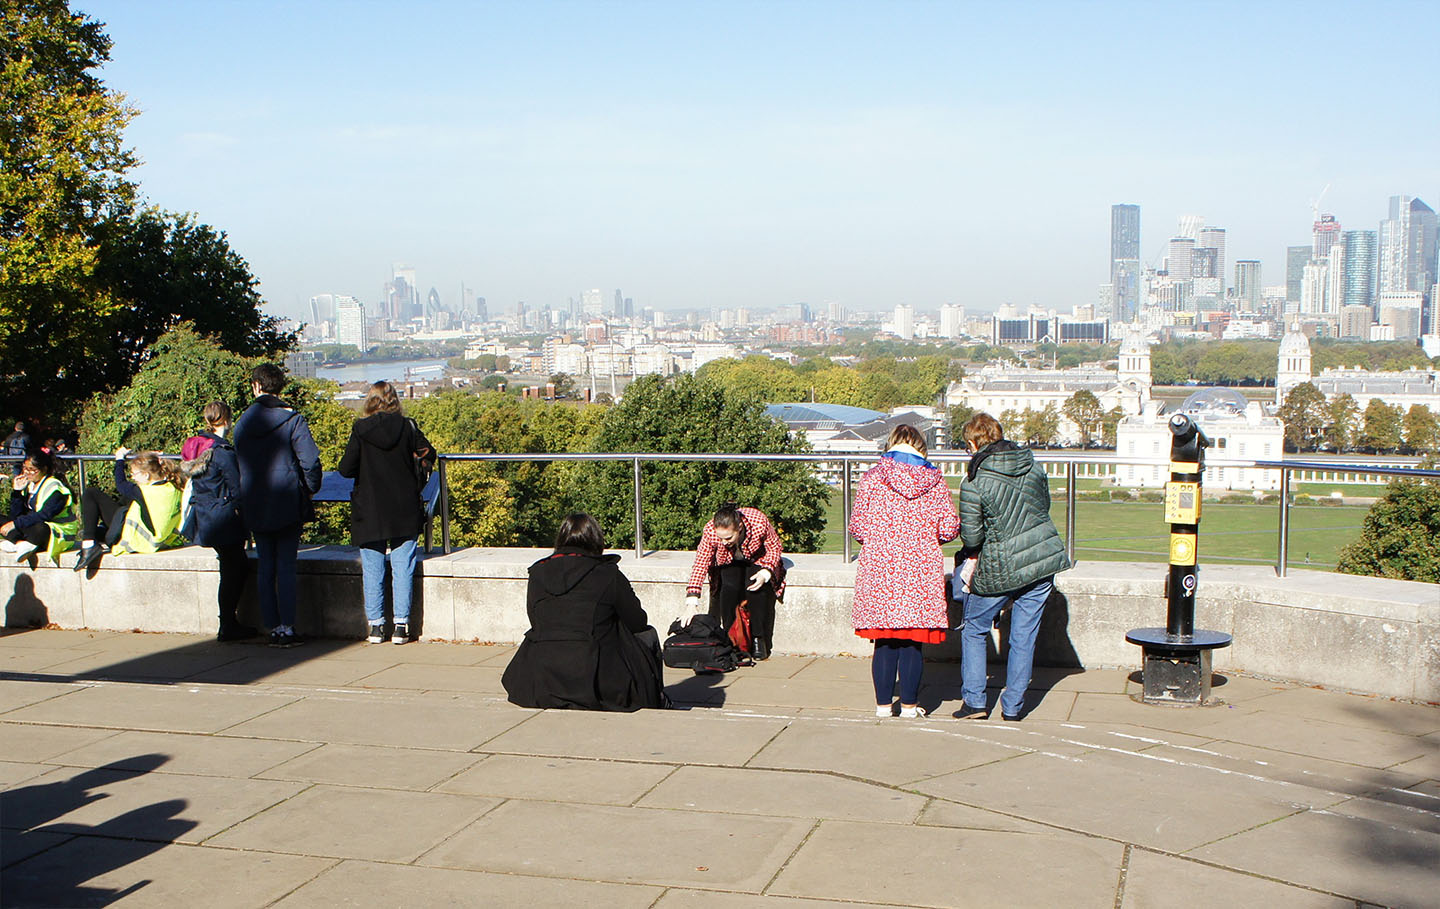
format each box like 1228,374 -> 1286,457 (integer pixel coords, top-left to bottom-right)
1,754 -> 196,907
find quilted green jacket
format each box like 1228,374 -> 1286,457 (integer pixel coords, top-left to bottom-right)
959,442 -> 1071,596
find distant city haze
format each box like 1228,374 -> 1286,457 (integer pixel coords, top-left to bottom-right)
83,0 -> 1440,322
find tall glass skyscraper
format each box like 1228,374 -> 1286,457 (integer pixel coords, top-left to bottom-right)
1110,204 -> 1140,321
1341,230 -> 1377,310
1286,246 -> 1311,305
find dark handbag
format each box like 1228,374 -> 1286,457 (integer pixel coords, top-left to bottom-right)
663,615 -> 751,673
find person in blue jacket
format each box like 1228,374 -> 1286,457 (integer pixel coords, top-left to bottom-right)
233,364 -> 322,648
181,401 -> 256,642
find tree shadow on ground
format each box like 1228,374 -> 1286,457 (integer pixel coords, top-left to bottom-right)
0,754 -> 196,907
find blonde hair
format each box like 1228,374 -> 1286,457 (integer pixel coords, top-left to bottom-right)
131,451 -> 183,489
363,381 -> 402,416
885,424 -> 927,459
962,413 -> 1005,450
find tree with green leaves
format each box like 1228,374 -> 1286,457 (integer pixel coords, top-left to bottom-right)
1101,406 -> 1124,448
1403,404 -> 1440,455
1,0 -> 137,421
1338,481 -> 1440,582
1020,404 -> 1060,448
1062,390 -> 1104,448
1278,382 -> 1327,452
1322,393 -> 1360,453
1359,399 -> 1404,452
580,374 -> 828,553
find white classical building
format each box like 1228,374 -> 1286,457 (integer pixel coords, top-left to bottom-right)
944,331 -> 1153,445
1116,388 -> 1284,490
1277,329 -> 1440,411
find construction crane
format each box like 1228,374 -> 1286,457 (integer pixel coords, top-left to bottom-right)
1310,183 -> 1331,224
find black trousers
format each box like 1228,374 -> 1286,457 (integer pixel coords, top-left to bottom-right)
215,543 -> 250,628
79,486 -> 128,544
4,522 -> 49,548
708,561 -> 776,651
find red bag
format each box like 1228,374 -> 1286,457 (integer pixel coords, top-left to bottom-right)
728,600 -> 753,655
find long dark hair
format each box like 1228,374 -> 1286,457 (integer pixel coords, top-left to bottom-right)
712,503 -> 746,551
554,512 -> 605,555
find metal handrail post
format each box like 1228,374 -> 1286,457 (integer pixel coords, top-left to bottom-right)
1276,466 -> 1290,578
841,458 -> 852,563
633,457 -> 644,559
75,457 -> 87,501
438,457 -> 451,554
1065,460 -> 1077,564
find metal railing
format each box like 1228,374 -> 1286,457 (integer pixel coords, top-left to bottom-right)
7,451 -> 1438,577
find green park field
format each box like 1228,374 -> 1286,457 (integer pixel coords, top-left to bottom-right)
818,491 -> 1368,572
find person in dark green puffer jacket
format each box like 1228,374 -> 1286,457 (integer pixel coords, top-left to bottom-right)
952,413 -> 1070,721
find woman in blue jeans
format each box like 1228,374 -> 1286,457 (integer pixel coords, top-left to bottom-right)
953,413 -> 1071,721
338,382 -> 435,644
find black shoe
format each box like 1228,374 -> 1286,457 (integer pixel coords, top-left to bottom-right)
217,623 -> 258,642
752,640 -> 769,661
952,704 -> 990,720
1001,712 -> 1022,722
73,545 -> 105,573
391,623 -> 409,645
268,630 -> 303,649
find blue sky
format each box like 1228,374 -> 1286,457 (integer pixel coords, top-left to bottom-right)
81,0 -> 1440,322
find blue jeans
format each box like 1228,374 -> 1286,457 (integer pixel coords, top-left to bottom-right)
253,524 -> 302,629
360,537 -> 418,625
960,577 -> 1053,718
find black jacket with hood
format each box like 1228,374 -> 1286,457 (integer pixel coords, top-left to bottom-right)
233,394 -> 322,533
501,549 -> 665,712
337,411 -> 433,544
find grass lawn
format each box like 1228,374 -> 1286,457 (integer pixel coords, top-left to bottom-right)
817,490 -> 1367,572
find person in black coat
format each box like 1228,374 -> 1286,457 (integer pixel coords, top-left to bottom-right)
180,401 -> 256,642
502,513 -> 666,712
233,363 -> 322,648
337,381 -> 434,645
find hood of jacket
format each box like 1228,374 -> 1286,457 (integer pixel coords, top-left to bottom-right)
967,440 -> 1031,481
353,411 -> 408,450
244,395 -> 302,438
528,548 -> 621,596
873,454 -> 944,500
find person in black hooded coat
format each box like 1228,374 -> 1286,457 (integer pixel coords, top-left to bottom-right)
502,513 -> 666,712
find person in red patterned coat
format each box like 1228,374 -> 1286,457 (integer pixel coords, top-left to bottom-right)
850,424 -> 961,718
684,504 -> 785,659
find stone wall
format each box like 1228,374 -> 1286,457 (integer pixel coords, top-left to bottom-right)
2,546 -> 1435,702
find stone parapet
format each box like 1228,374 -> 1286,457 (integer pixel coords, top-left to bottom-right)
2,546 -> 1435,701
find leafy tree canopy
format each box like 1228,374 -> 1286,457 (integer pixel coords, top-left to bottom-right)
1277,382 -> 1327,452
581,374 -> 829,553
1338,481 -> 1440,583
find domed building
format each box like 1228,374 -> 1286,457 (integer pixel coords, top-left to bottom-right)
1275,328 -> 1313,405
1115,387 -> 1284,490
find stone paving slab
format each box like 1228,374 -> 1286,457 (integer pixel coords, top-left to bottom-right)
420,799 -> 814,891
435,753 -> 675,805
272,860 -> 662,908
45,730 -> 317,779
1119,849 -> 1353,908
0,722 -> 118,763
3,684 -> 299,734
638,765 -> 926,823
479,708 -> 790,765
0,836 -> 334,908
769,818 -> 1123,908
347,662 -> 507,693
208,784 -> 499,863
220,690 -> 528,751
255,742 -> 483,790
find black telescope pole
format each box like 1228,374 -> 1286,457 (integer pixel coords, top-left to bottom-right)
1166,413 -> 1204,638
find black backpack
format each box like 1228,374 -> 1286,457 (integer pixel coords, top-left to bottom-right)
662,615 -> 752,673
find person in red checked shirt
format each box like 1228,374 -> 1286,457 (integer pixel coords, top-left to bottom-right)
684,504 -> 785,659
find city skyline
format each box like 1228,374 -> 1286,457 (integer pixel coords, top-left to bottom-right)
81,1 -> 1440,322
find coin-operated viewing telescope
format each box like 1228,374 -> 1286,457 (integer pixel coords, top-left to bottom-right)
1125,413 -> 1232,704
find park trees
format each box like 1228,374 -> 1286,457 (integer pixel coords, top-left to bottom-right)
1322,394 -> 1360,453
1062,390 -> 1104,447
1,2 -> 291,424
1020,404 -> 1061,448
580,374 -> 828,553
1278,383 -> 1328,452
1403,404 -> 1440,455
1359,399 -> 1404,452
1338,481 -> 1440,583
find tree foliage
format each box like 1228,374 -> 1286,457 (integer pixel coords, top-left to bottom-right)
1062,390 -> 1104,447
1,0 -> 136,421
580,374 -> 829,553
1277,383 -> 1327,452
1359,399 -> 1404,452
1403,404 -> 1440,455
1338,481 -> 1440,583
1322,394 -> 1360,453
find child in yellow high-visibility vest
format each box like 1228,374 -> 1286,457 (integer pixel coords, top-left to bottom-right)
74,449 -> 184,573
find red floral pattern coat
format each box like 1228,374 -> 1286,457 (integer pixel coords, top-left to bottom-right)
849,456 -> 961,629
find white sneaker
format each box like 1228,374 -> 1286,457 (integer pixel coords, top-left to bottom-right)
0,540 -> 15,553
898,705 -> 927,719
876,703 -> 895,718
11,541 -> 38,562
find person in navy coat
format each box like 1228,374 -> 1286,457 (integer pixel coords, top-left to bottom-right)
233,363 -> 321,648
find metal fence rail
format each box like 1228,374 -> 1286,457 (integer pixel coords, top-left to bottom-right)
6,451 -> 1438,577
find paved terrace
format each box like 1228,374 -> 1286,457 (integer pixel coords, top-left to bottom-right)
1,629 -> 1437,908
